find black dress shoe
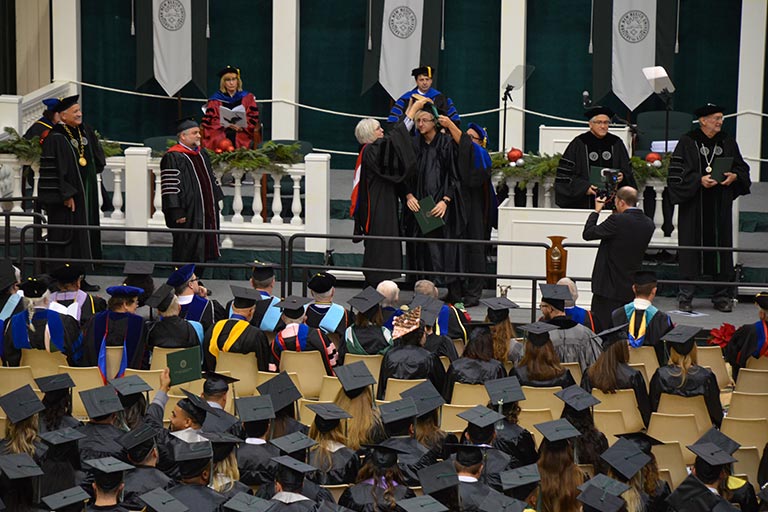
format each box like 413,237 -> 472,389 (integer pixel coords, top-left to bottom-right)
678,300 -> 693,313
80,280 -> 100,292
713,300 -> 733,313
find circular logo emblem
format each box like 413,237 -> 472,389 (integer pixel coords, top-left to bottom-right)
618,10 -> 650,43
602,151 -> 612,161
179,360 -> 187,369
388,6 -> 418,39
700,146 -> 710,156
589,151 -> 599,162
714,146 -> 723,156
158,0 -> 186,31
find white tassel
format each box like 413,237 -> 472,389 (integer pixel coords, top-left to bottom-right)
588,0 -> 594,54
130,0 -> 135,36
440,0 -> 445,50
206,0 -> 211,39
675,0 -> 681,53
367,0 -> 373,51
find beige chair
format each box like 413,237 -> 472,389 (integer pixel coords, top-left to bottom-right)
0,416 -> 5,437
383,378 -> 426,402
254,371 -> 302,395
280,351 -> 327,399
451,382 -> 490,406
518,408 -> 554,448
149,347 -> 186,372
657,393 -> 711,435
519,386 -> 564,419
217,351 -> 260,397
344,354 -> 383,389
123,369 -> 163,393
578,464 -> 595,479
647,413 -> 700,465
0,366 -> 36,396
103,346 -> 126,381
410,486 -> 424,497
653,441 -> 687,489
628,363 -> 650,392
59,365 -> 104,419
735,368 -> 768,393
453,339 -> 465,358
728,391 -> 768,420
658,469 -> 674,490
721,417 -> 768,458
593,409 -> 627,446
441,404 -> 473,434
592,389 -> 644,432
746,357 -> 768,370
318,376 -> 342,402
19,349 -> 69,379
733,447 -> 761,486
562,362 -> 583,387
439,356 -> 451,372
298,398 -> 332,426
321,484 -> 350,503
698,346 -> 733,390
629,346 -> 659,381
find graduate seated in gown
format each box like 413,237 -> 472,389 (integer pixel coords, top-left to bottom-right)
116,425 -> 175,510
201,371 -> 245,438
268,456 -> 325,511
143,284 -> 203,354
0,259 -> 25,349
454,406 -> 514,492
166,440 -> 227,511
415,295 -> 460,363
36,373 -> 82,434
343,286 -> 393,360
305,272 -> 350,340
305,402 -> 361,485
202,431 -> 253,501
83,457 -> 134,512
75,386 -> 127,462
485,376 -> 538,468
452,444 -> 496,511
509,322 -> 577,389
48,263 -> 106,332
167,264 -> 226,336
444,326 -> 505,400
399,380 -> 457,461
226,261 -> 284,333
480,296 -> 521,366
558,277 -> 596,332
725,291 -> 768,380
611,270 -> 673,366
256,371 -> 307,438
615,432 -> 671,512
417,460 -> 463,511
556,386 -> 609,475
235,395 -> 280,487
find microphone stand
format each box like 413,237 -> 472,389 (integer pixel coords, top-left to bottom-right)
501,84 -> 514,152
660,87 -> 673,154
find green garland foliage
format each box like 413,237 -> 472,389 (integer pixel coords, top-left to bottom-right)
630,153 -> 670,186
209,141 -> 302,174
491,151 -> 561,188
0,127 -> 41,163
94,130 -> 123,158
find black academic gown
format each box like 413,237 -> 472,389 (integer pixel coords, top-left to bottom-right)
375,436 -> 438,487
668,129 -> 750,296
403,131 -> 467,287
160,145 -> 224,263
202,404 -> 245,438
39,413 -> 81,434
2,308 -> 81,367
612,304 -> 673,366
546,316 -> 603,373
376,345 -> 447,401
203,318 -> 270,372
353,121 -> 417,286
144,315 -> 201,350
581,363 -> 652,426
509,366 -> 576,389
423,333 -> 460,362
492,420 -> 538,468
452,449 -> 512,492
343,325 -> 392,360
725,476 -> 758,512
256,479 -> 335,505
122,465 -> 175,510
168,483 -> 227,512
458,479 -> 495,512
217,480 -> 253,502
305,304 -> 351,338
180,296 -> 226,336
725,320 -> 767,381
81,310 -> 146,370
649,365 -> 723,427
338,482 -> 414,512
86,505 -> 131,512
48,290 -> 107,330
308,446 -> 361,485
267,496 -> 318,512
237,441 -> 279,486
38,123 -> 105,264
646,479 -> 672,512
75,422 -> 125,461
444,358 -> 505,400
270,324 -> 338,375
555,131 -> 635,209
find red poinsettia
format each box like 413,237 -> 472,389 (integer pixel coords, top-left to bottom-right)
708,323 -> 736,348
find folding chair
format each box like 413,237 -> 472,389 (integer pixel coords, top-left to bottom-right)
518,408 -> 554,448
519,386 -> 564,419
217,351 -> 260,397
321,484 -> 350,503
280,351 -> 327,399
698,346 -> 733,390
647,413 -> 700,465
592,389 -> 644,432
105,346 -> 125,381
745,357 -> 768,370
123,369 -> 163,393
318,376 -> 342,402
451,382 -> 490,406
721,417 -> 768,458
344,354 -> 383,391
593,409 -> 627,445
383,378 -> 426,402
733,447 -> 761,487
19,349 -> 68,380
734,368 -> 768,393
59,365 -> 103,420
652,442 -> 688,489
728,391 -> 768,420
0,366 -> 36,396
439,356 -> 451,372
440,404 -> 474,434
629,346 -> 659,381
453,339 -> 465,358
254,371 -> 302,396
561,362 -> 583,387
298,398 -> 332,426
657,394 -> 711,435
149,347 -> 186,372
628,363 -> 650,392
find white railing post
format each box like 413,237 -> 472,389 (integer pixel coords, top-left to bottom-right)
505,178 -> 516,207
230,169 -> 245,224
11,162 -> 23,212
0,95 -> 22,133
123,148 -> 151,246
304,153 -> 330,253
290,173 -> 302,225
270,173 -> 283,224
650,179 -> 664,235
250,172 -> 263,225
111,166 -> 124,220
215,169 -> 234,249
151,164 -> 164,221
542,178 -> 554,208
525,181 -> 535,208
97,173 -> 104,219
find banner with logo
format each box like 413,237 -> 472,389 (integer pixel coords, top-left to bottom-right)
592,0 -> 677,111
135,0 -> 207,96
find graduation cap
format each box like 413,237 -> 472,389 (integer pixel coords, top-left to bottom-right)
305,403 -> 351,433
411,65 -> 434,78
458,405 -> 504,429
446,443 -> 485,466
41,486 -> 91,511
577,473 -> 630,497
687,442 -> 737,467
139,488 -> 190,512
478,491 -> 528,512
201,431 -> 242,463
230,285 -> 261,308
274,295 -> 312,319
308,272 -> 336,293
117,423 -> 157,462
499,463 -> 540,491
596,324 -> 629,350
755,291 -> 768,310
392,306 -> 422,339
218,65 -> 240,78
334,361 -> 376,398
19,275 -> 49,298
256,372 -> 302,413
661,325 -> 700,356
106,285 -> 144,297
110,375 -> 153,401
145,284 -> 176,311
584,106 -> 614,120
0,453 -> 43,481
166,264 -> 195,287
555,384 -> 601,412
52,94 -> 78,113
251,261 -> 276,282
694,427 -> 740,456
270,431 -> 317,457
485,376 -> 526,406
417,460 -> 458,495
361,438 -> 411,469
379,397 -> 419,425
203,371 -> 239,395
666,473 -> 723,511
539,283 -> 572,311
417,297 -> 444,327
480,296 -> 519,324
49,263 -> 84,285
175,117 -> 199,134
79,385 -> 124,418
39,427 -> 86,447
222,492 -> 272,512
236,394 -> 275,423
615,432 -> 663,456
0,260 -> 16,290
577,484 -> 627,512
84,456 -> 133,490
0,384 -> 46,423
42,97 -> 61,111
517,321 -> 558,347
123,261 -> 155,276
397,495 -> 448,512
178,388 -> 220,425
534,418 -> 581,443
467,123 -> 488,148
694,103 -> 724,118
34,373 -> 75,394
399,380 -> 445,417
600,437 -> 652,480
632,270 -> 657,286
348,286 -> 385,315
272,455 -> 316,487
173,440 -> 213,479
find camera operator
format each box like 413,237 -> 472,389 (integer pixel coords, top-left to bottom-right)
582,186 -> 655,331
555,106 -> 637,209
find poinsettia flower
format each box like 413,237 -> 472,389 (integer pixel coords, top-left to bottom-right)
708,323 -> 736,348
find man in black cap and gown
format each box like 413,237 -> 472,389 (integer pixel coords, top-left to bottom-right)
726,291 -> 768,380
48,263 -> 106,333
267,456 -> 323,511
83,457 -> 134,511
201,371 -> 245,437
305,272 -> 350,339
37,95 -> 105,289
555,106 -> 636,209
160,117 -> 223,264
668,103 -> 751,313
166,441 -> 227,510
116,425 -> 175,510
235,395 -> 279,487
75,386 -> 126,462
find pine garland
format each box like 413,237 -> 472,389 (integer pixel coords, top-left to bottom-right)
209,141 -> 302,174
0,127 -> 41,163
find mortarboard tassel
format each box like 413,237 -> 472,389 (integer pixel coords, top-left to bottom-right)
675,0 -> 680,53
367,0 -> 373,50
440,0 -> 445,50
206,0 -> 210,38
130,0 -> 135,36
588,0 -> 594,54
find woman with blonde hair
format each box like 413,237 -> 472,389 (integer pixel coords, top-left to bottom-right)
648,325 -> 723,427
0,385 -> 46,461
533,419 -> 583,512
306,403 -> 361,484
510,322 -> 576,388
333,361 -> 385,451
204,432 -> 252,500
202,65 -> 261,151
482,296 -> 519,364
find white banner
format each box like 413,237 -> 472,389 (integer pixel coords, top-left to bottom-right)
612,0 -> 656,111
379,0 -> 424,100
153,0 -> 192,96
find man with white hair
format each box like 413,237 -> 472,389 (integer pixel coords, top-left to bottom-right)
557,277 -> 596,332
377,280 -> 404,331
160,117 -> 223,264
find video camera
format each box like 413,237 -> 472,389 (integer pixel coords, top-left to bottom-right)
597,168 -> 621,199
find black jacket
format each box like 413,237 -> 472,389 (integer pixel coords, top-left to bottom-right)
308,446 -> 362,485
444,358 -> 505,400
649,365 -> 723,427
237,441 -> 279,486
581,362 -> 652,426
510,366 -> 576,389
492,420 -> 538,468
377,345 -> 447,400
122,465 -> 175,510
339,482 -> 414,511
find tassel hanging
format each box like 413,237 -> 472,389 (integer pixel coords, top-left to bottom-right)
130,0 -> 135,36
588,0 -> 595,53
440,0 -> 445,50
367,0 -> 373,50
675,0 -> 681,53
206,0 -> 210,38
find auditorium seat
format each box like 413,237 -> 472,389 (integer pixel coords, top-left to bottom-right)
149,347 -> 186,372
439,356 -> 450,372
733,447 -> 760,487
452,339 -> 465,358
60,366 -> 104,419
592,389 -> 644,432
519,386 -> 564,419
343,354 -> 383,393
734,368 -> 768,393
647,413 -> 699,465
628,363 -> 650,392
19,349 -> 68,379
217,351 -> 260,397
652,441 -> 687,489
593,409 -> 627,445
728,391 -> 768,420
318,376 -> 342,402
0,366 -> 36,396
105,346 -> 125,381
657,394 -> 710,435
697,346 -> 733,390
561,362 -> 583,387
298,398 -> 332,426
280,351 -> 326,399
518,408 -> 554,448
383,378 -> 426,402
321,484 -> 350,503
628,346 -> 659,381
441,404 -> 473,434
451,382 -> 490,406
721,417 -> 768,458
124,369 -> 163,392
745,357 -> 768,370
254,371 -> 301,396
